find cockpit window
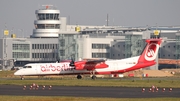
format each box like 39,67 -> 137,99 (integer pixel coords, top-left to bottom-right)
23,66 -> 32,68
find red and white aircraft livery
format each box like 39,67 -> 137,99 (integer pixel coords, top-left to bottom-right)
14,38 -> 162,80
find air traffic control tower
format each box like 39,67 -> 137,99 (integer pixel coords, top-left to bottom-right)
31,5 -> 61,38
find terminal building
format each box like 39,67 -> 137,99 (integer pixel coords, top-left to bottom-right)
0,5 -> 180,70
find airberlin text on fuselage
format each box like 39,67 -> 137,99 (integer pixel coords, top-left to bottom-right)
40,64 -> 73,72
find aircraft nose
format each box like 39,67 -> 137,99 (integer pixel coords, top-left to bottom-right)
14,71 -> 21,75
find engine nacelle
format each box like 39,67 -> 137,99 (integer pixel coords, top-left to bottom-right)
75,62 -> 108,70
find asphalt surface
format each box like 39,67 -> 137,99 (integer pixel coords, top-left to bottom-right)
0,85 -> 180,98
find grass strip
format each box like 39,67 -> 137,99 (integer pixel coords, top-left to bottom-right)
0,96 -> 180,101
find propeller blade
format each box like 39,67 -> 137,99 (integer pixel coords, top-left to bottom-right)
69,56 -> 75,66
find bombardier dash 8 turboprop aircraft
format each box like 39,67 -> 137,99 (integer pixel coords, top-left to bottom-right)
14,38 -> 162,80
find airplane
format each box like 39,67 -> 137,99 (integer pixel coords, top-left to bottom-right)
14,38 -> 162,80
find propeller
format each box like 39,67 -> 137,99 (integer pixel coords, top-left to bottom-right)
56,59 -> 60,63
69,57 -> 75,67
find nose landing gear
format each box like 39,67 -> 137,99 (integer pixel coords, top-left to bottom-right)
20,75 -> 24,80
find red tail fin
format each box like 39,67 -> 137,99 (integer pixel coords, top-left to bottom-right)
138,39 -> 162,63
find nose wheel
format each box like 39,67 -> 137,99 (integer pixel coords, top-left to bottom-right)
20,76 -> 24,80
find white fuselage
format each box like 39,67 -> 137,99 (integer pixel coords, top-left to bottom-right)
14,56 -> 140,76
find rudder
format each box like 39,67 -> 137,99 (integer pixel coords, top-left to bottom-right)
138,39 -> 162,63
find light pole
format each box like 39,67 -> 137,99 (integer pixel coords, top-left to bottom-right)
18,29 -> 21,38
24,30 -> 26,38
1,29 -> 3,38
106,14 -> 109,26
11,27 -> 14,38
3,29 -> 9,70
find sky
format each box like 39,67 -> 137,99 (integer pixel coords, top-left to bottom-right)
0,0 -> 180,37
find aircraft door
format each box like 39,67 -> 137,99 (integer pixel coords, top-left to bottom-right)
36,65 -> 41,74
114,63 -> 118,72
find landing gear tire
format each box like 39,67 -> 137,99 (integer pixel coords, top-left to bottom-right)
20,76 -> 24,80
91,75 -> 96,80
77,74 -> 82,79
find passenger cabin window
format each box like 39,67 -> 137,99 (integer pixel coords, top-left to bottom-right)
23,66 -> 32,68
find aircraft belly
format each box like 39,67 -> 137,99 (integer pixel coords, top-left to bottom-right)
73,70 -> 89,74
40,71 -> 59,75
116,64 -> 136,71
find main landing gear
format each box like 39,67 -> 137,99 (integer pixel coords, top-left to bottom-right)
77,74 -> 82,79
76,71 -> 97,80
91,75 -> 96,80
91,70 -> 96,80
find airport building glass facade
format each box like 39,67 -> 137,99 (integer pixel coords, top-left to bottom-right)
125,33 -> 144,58
58,34 -> 78,61
37,13 -> 59,20
12,44 -> 30,58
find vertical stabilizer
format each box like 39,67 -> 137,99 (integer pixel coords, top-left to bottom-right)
138,39 -> 162,63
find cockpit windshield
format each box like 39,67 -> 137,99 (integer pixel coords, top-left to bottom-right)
23,66 -> 32,68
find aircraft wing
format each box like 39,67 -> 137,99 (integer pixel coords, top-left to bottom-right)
85,59 -> 105,63
70,59 -> 108,70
